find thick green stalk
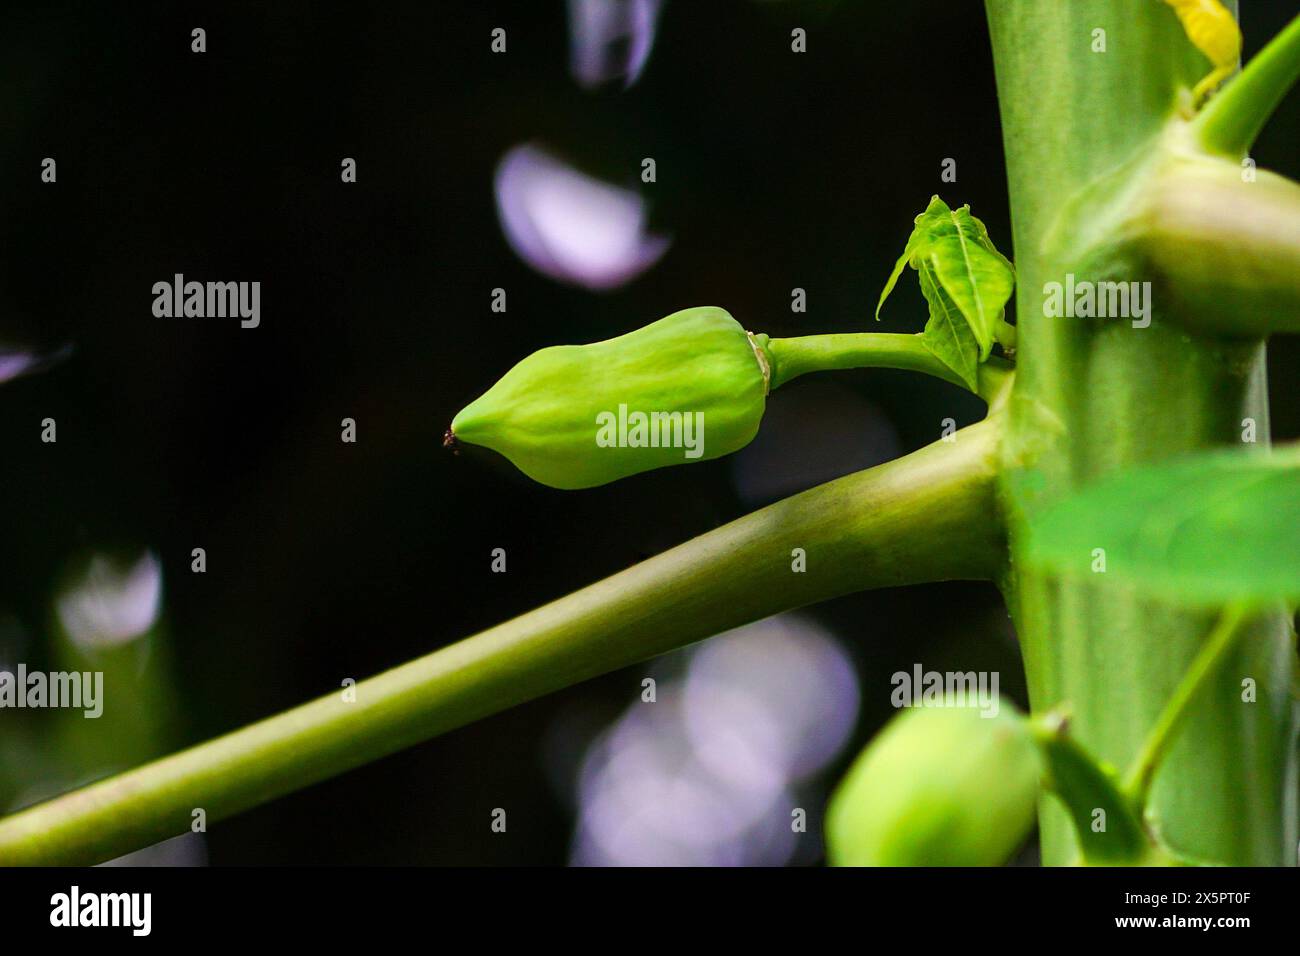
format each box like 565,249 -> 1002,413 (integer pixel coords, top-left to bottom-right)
986,0 -> 1298,865
0,420 -> 1003,865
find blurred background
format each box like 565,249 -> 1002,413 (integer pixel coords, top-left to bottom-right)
0,0 -> 1296,865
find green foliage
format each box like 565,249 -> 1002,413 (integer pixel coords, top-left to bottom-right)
1031,715 -> 1151,865
825,701 -> 1040,866
876,196 -> 1015,390
916,265 -> 982,391
1024,446 -> 1300,607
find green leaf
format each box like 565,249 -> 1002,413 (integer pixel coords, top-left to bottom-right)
917,263 -> 980,391
875,196 -> 1015,362
1024,446 -> 1300,607
874,202 -> 934,320
918,203 -> 1015,359
1031,713 -> 1149,865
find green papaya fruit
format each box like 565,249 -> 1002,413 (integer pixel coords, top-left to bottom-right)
825,701 -> 1041,866
447,307 -> 771,489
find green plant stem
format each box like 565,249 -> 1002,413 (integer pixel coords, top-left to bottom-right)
0,419 -> 1004,865
1122,603 -> 1249,806
986,0 -> 1297,866
766,333 -> 958,389
1193,13 -> 1300,158
1031,712 -> 1149,865
764,332 -> 1012,401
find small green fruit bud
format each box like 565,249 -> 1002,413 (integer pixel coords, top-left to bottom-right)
449,307 -> 770,489
826,701 -> 1040,866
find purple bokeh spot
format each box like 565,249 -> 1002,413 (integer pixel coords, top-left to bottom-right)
568,0 -> 665,90
0,344 -> 73,386
56,552 -> 163,650
568,615 -> 859,866
0,352 -> 39,384
495,143 -> 670,291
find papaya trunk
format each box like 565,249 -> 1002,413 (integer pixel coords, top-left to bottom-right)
985,0 -> 1298,864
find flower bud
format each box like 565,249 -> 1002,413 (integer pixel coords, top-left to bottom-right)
448,307 -> 770,489
826,701 -> 1040,866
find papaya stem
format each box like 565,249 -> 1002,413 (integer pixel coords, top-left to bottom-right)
0,419 -> 1005,865
765,332 -> 1012,402
1193,13 -> 1300,157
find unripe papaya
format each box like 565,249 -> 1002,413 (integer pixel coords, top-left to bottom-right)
448,307 -> 771,489
825,701 -> 1041,866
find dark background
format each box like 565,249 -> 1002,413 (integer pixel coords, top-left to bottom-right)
0,0 -> 1296,864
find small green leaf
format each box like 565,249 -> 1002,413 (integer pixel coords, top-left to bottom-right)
919,203 -> 1015,359
1031,713 -> 1149,865
1025,446 -> 1300,607
874,203 -> 934,320
875,196 -> 1015,362
917,263 -> 980,391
